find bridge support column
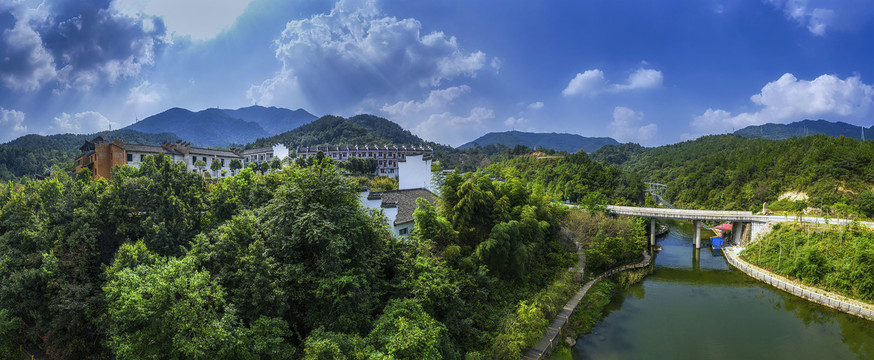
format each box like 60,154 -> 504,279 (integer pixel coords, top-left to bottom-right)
693,220 -> 701,249
732,222 -> 743,244
650,219 -> 656,246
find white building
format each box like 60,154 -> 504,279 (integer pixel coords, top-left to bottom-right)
98,140 -> 289,178
296,144 -> 432,178
360,188 -> 436,237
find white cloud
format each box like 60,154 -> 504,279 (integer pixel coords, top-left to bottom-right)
610,106 -> 657,143
381,85 -> 470,116
253,0 -> 492,111
126,80 -> 162,105
688,73 -> 874,138
413,107 -> 494,147
527,101 -> 544,110
0,107 -> 28,143
562,69 -> 606,96
49,111 -> 119,134
562,68 -> 662,96
0,0 -> 167,93
504,116 -> 526,127
112,0 -> 254,41
613,68 -> 663,91
765,0 -> 874,36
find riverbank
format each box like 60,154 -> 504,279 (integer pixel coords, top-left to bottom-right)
523,251 -> 653,360
724,246 -> 874,321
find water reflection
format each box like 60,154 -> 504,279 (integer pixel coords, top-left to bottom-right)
573,220 -> 874,360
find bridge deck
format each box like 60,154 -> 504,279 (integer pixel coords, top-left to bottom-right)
607,205 -> 760,222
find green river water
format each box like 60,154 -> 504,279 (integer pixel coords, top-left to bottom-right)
570,220 -> 874,360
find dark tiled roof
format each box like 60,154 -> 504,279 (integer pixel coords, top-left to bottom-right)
188,147 -> 239,157
370,188 -> 436,225
242,146 -> 273,155
124,144 -> 165,153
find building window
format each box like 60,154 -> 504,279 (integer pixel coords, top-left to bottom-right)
127,153 -> 133,162
192,158 -> 196,165
203,157 -> 207,162
399,227 -> 408,235
140,154 -> 145,161
221,159 -> 225,166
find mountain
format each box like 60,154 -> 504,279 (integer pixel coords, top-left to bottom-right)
124,107 -> 270,147
220,106 -> 317,134
0,129 -> 182,181
458,131 -> 619,153
734,119 -> 874,140
248,114 -> 430,149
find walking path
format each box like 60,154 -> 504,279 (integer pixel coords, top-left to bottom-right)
723,246 -> 874,321
523,251 -> 653,360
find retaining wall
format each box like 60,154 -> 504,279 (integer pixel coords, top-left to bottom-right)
724,248 -> 874,321
523,253 -> 653,360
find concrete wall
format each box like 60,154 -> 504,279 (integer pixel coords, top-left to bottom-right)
724,249 -> 874,321
398,154 -> 432,191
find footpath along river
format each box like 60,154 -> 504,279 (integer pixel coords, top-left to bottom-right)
570,220 -> 874,359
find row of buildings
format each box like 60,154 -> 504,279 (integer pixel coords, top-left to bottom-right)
74,138 -> 438,237
75,136 -> 288,179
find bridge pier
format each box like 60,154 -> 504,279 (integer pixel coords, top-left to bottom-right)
650,218 -> 656,246
732,222 -> 743,245
693,220 -> 701,249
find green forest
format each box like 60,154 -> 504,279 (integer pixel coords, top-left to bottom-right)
740,223 -> 874,304
593,134 -> 874,218
0,154 -> 611,359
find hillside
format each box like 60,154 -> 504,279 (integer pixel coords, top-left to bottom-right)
0,129 -> 182,181
735,119 -> 874,140
124,107 -> 270,147
221,106 -> 317,134
459,131 -> 619,153
592,134 -> 874,214
247,114 -> 429,149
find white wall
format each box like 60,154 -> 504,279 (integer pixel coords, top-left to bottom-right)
273,144 -> 289,159
398,154 -> 432,191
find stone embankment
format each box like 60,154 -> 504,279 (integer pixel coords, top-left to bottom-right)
723,247 -> 874,321
523,252 -> 652,360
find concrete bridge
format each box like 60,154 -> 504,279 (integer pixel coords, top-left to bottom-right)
606,205 -> 771,249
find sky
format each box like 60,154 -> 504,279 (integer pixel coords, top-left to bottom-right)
2,0 -> 874,147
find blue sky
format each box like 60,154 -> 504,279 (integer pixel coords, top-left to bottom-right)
2,0 -> 874,146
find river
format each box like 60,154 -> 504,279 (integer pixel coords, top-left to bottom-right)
570,220 -> 874,359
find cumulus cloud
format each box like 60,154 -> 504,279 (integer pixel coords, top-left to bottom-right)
126,80 -> 162,105
687,73 -> 874,138
0,0 -> 167,92
527,101 -> 544,110
413,107 -> 494,147
610,106 -> 657,143
112,0 -> 254,41
562,68 -> 662,96
562,69 -> 606,96
765,0 -> 874,36
504,116 -> 526,127
381,85 -> 470,116
250,0 -> 492,111
0,107 -> 28,142
49,111 -> 119,134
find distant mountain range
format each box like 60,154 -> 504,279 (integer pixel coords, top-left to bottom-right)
124,106 -> 317,147
734,119 -> 874,140
248,114 -> 429,149
459,131 -> 619,153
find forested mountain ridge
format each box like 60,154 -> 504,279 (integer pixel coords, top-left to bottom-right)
0,129 -> 182,181
220,106 -> 317,134
593,134 -> 874,215
460,131 -> 619,153
735,119 -> 874,140
124,107 -> 271,147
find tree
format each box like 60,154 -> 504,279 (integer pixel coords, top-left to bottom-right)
270,157 -> 282,172
229,158 -> 243,175
194,159 -> 208,175
366,299 -> 450,360
211,158 -> 223,177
